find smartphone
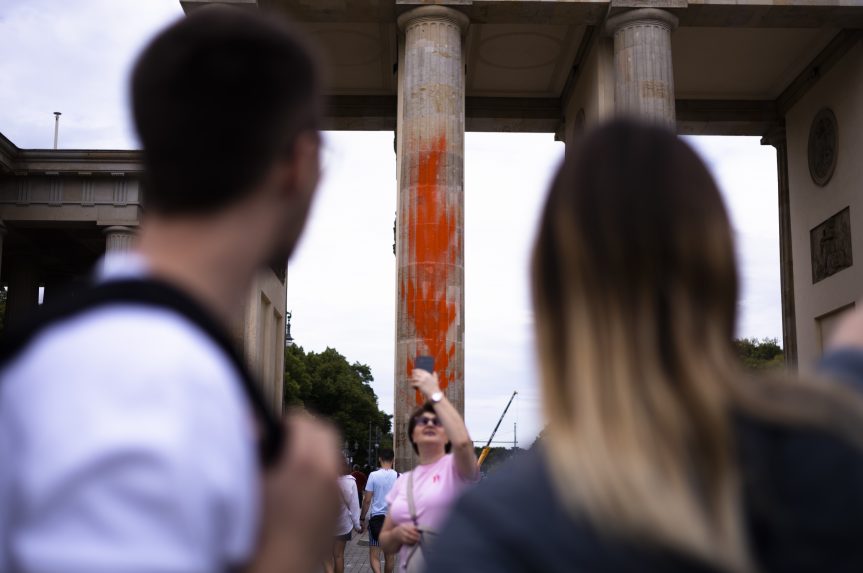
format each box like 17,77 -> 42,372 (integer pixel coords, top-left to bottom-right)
415,355 -> 435,374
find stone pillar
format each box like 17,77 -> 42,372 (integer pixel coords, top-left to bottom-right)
103,226 -> 136,254
394,5 -> 469,472
0,220 -> 6,284
762,127 -> 798,368
606,9 -> 678,127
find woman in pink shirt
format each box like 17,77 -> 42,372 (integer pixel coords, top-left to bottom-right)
379,369 -> 478,570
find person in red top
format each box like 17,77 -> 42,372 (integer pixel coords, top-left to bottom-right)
351,465 -> 368,506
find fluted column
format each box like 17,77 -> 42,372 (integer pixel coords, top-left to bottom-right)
762,127 -> 798,368
0,220 -> 6,284
606,9 -> 678,127
394,5 -> 469,472
103,225 -> 136,254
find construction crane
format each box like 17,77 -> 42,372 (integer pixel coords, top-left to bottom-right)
477,391 -> 517,468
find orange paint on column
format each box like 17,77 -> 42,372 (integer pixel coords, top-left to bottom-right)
405,135 -> 458,405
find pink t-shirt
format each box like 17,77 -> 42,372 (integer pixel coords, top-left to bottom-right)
385,454 -> 476,568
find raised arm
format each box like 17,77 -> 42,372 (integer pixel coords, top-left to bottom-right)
411,369 -> 478,482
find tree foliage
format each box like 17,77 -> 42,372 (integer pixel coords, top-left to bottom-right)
734,337 -> 784,370
283,345 -> 392,467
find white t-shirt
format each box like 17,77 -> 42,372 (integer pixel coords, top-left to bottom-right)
364,468 -> 398,518
336,475 -> 361,536
0,253 -> 259,573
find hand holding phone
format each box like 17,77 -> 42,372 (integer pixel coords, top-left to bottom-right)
415,355 -> 435,374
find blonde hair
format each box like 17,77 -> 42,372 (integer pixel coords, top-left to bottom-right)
532,121 -> 863,572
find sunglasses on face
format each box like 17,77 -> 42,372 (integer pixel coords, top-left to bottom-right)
414,415 -> 443,427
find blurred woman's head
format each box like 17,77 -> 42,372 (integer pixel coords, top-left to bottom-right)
532,120 -> 747,570
408,403 -> 451,456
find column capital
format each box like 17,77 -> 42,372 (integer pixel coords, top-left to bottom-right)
760,124 -> 787,149
398,5 -> 469,34
606,8 -> 678,36
103,225 -> 137,254
102,225 -> 136,236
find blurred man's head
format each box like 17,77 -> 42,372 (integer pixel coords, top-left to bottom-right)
131,6 -> 322,264
378,447 -> 394,466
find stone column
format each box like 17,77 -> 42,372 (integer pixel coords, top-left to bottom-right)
103,225 -> 136,254
762,127 -> 798,368
0,220 -> 6,284
394,5 -> 469,472
606,9 -> 678,127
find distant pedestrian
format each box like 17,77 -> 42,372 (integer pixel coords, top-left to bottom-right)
325,459 -> 362,573
361,448 -> 399,573
351,463 -> 368,506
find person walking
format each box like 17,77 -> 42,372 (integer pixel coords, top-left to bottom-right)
426,120 -> 863,573
378,370 -> 478,572
361,448 -> 398,573
0,7 -> 340,573
325,460 -> 362,573
351,464 -> 368,506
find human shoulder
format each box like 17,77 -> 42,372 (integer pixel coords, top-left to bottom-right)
735,411 -> 863,570
737,412 -> 863,517
3,304 -> 238,392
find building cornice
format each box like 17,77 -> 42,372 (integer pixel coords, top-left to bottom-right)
0,131 -> 144,175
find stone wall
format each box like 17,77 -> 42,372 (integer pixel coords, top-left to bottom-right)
786,38 -> 863,368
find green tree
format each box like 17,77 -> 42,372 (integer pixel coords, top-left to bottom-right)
284,345 -> 392,467
734,337 -> 784,370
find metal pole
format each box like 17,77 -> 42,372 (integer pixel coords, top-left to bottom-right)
514,422 -> 517,450
367,421 -> 372,468
53,112 -> 61,149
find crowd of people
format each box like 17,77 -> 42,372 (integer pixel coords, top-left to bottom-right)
2,5 -> 863,573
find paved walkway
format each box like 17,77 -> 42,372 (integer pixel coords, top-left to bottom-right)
320,529 -> 398,573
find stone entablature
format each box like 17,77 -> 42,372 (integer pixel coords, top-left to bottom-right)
0,135 -> 144,230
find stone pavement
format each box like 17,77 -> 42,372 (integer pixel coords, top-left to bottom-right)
343,530 -> 373,572
320,528 -> 398,573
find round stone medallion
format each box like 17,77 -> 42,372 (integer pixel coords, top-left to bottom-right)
808,108 -> 838,187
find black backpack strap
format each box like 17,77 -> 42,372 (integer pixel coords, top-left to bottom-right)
0,278 -> 284,468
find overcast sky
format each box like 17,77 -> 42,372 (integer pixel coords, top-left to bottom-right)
0,0 -> 781,446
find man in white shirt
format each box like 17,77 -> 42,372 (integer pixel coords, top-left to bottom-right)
0,7 -> 338,573
361,448 -> 399,573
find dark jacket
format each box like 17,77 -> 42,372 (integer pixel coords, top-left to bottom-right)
427,351 -> 863,573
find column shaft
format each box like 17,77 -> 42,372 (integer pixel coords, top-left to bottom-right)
395,5 -> 468,472
0,220 -> 6,285
607,9 -> 678,127
103,226 -> 136,254
762,129 -> 798,368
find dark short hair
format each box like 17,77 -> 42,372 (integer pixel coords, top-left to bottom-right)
407,403 -> 451,455
378,447 -> 394,462
131,6 -> 322,215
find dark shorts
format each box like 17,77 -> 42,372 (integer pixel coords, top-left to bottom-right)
336,531 -> 352,542
368,515 -> 386,547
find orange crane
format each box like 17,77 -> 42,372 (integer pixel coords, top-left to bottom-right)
477,391 -> 517,468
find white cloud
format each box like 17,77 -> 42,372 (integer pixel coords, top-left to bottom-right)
0,0 -> 182,149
